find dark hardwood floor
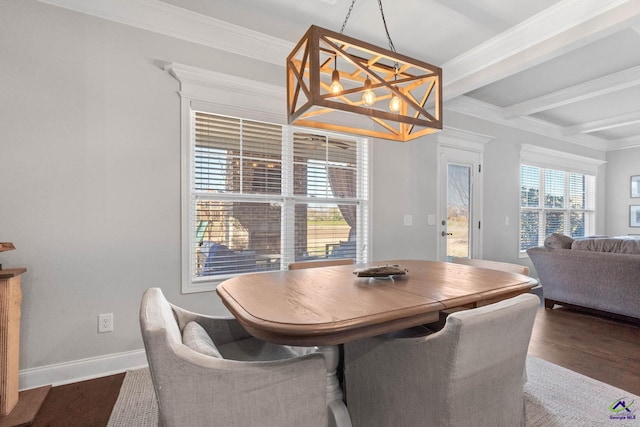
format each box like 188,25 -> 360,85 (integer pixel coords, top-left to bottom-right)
528,305 -> 640,396
25,305 -> 640,427
31,373 -> 124,427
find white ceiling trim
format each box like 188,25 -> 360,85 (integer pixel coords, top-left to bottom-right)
446,96 -> 608,151
443,0 -> 640,101
606,135 -> 640,151
437,126 -> 494,152
36,0 -> 293,66
564,110 -> 640,135
503,65 -> 640,118
165,62 -> 287,124
521,144 -> 606,175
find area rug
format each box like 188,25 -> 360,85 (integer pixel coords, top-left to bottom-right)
524,356 -> 638,426
107,356 -> 638,426
106,368 -> 158,427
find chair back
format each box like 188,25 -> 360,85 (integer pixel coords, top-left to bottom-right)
140,288 -> 328,427
345,293 -> 539,427
288,258 -> 354,270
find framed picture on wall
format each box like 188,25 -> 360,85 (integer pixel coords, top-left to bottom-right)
632,175 -> 640,198
631,205 -> 640,227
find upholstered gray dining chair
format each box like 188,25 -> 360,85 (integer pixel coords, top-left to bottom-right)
139,287 -> 327,427
344,293 -> 540,427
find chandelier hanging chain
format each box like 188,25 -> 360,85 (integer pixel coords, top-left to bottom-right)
376,0 -> 396,53
339,0 -> 357,34
340,0 -> 398,70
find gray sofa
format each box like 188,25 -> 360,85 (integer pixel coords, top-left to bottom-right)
527,234 -> 640,322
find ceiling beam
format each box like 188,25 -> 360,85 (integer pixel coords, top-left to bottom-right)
563,110 -> 640,135
503,65 -> 640,118
443,0 -> 640,101
606,134 -> 640,150
445,95 -> 608,151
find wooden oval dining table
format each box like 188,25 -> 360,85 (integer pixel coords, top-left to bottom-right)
216,259 -> 537,427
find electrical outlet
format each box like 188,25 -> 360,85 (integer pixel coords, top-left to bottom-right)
98,313 -> 113,333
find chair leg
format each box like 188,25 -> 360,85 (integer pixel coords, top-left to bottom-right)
544,299 -> 555,309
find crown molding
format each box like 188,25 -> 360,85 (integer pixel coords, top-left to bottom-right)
166,62 -> 288,124
606,135 -> 640,151
37,0 -> 293,66
521,144 -> 606,175
437,127 -> 494,152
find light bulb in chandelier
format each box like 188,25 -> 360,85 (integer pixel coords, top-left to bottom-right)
330,69 -> 343,94
389,94 -> 401,112
389,66 -> 402,112
361,78 -> 376,106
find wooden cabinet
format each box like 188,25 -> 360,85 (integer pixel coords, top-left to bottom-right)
0,268 -> 25,416
0,269 -> 50,427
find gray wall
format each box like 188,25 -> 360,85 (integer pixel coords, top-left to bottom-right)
0,0 -> 633,381
606,147 -> 640,236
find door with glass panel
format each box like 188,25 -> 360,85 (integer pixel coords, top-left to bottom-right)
438,147 -> 482,261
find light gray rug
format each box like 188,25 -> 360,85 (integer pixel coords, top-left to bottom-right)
524,356 -> 638,426
107,368 -> 158,427
107,356 -> 638,426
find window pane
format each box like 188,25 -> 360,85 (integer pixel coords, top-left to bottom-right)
293,132 -> 357,198
193,113 -> 282,195
448,164 -> 470,258
570,211 -> 585,237
520,210 -> 540,251
521,165 -> 540,208
241,121 -> 283,195
294,203 -> 356,261
569,173 -> 586,209
194,115 -> 239,193
545,210 -> 564,235
544,169 -> 565,208
195,201 -> 281,277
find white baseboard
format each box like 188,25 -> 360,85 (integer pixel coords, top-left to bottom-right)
19,349 -> 148,390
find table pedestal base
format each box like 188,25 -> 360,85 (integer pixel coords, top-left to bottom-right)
318,345 -> 352,427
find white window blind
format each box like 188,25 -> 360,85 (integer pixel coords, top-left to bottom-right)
189,112 -> 368,290
520,164 -> 595,252
292,132 -> 361,260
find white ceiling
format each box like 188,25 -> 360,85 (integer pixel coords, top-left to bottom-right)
42,0 -> 640,151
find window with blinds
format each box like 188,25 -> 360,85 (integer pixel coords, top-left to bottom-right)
520,164 -> 595,252
190,112 -> 368,286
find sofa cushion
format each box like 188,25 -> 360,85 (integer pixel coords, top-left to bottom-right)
182,321 -> 222,358
571,238 -> 640,254
544,233 -> 574,249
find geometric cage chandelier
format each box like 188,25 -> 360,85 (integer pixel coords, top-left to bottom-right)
286,1 -> 442,142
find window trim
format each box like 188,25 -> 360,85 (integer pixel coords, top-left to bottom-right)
169,63 -> 370,293
519,144 -> 605,257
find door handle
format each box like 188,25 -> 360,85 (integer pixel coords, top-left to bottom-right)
441,231 -> 453,237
